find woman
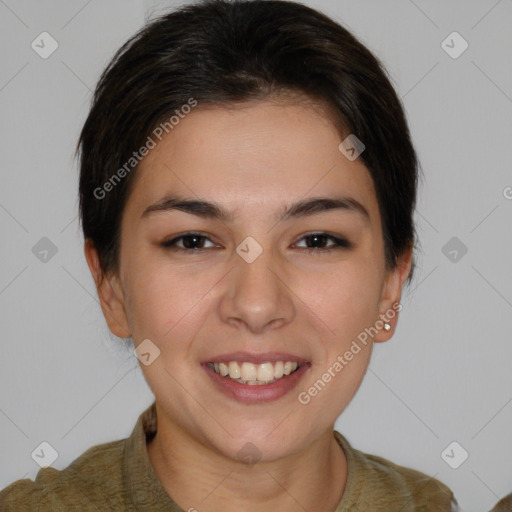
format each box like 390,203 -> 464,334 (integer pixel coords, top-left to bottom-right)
0,0 -> 458,510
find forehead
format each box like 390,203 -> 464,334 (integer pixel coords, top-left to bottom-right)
124,100 -> 379,226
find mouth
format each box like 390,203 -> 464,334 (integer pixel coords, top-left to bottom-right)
202,353 -> 310,403
206,360 -> 301,385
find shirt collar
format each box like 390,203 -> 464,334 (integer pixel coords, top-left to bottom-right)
123,401 -> 183,511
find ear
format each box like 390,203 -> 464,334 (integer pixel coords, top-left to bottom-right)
373,244 -> 413,343
84,238 -> 131,338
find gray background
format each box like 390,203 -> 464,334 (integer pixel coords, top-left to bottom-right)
1,0 -> 511,510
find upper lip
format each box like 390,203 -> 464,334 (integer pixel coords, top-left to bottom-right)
203,351 -> 309,365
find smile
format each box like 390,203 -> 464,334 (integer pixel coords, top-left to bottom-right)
207,360 -> 300,385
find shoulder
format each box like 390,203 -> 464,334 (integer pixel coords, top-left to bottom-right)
0,437 -> 127,511
360,450 -> 458,510
488,492 -> 512,512
334,431 -> 459,511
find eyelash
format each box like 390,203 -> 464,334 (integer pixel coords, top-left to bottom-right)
160,231 -> 353,254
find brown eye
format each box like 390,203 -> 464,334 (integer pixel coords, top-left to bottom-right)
161,232 -> 216,251
294,232 -> 353,251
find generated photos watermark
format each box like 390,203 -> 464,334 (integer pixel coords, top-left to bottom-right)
93,98 -> 198,200
297,302 -> 402,405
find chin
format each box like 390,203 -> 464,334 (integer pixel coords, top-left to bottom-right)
205,422 -> 310,465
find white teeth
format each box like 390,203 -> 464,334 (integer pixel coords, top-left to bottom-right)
209,360 -> 301,384
274,361 -> 284,379
241,362 -> 257,382
218,362 -> 229,376
257,362 -> 274,382
228,361 -> 241,379
283,362 -> 298,375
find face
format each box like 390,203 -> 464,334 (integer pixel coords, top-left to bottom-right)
86,98 -> 411,463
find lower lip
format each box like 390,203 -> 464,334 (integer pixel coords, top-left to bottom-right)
203,363 -> 310,404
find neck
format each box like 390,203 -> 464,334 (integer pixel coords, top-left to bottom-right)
147,406 -> 348,512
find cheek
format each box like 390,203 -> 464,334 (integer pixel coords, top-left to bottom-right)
296,335 -> 372,429
300,264 -> 381,341
126,263 -> 217,347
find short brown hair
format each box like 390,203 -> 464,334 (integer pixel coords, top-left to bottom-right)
77,0 -> 420,283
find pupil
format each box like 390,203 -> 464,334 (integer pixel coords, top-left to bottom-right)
185,235 -> 201,249
309,234 -> 326,248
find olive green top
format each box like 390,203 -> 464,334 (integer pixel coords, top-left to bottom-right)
0,401 -> 457,511
488,492 -> 512,512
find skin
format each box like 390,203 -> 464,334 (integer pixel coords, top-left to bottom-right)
85,97 -> 412,512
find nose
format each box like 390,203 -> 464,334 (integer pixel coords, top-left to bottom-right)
218,245 -> 295,334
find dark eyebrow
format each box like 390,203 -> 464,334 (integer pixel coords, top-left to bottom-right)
141,194 -> 370,224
